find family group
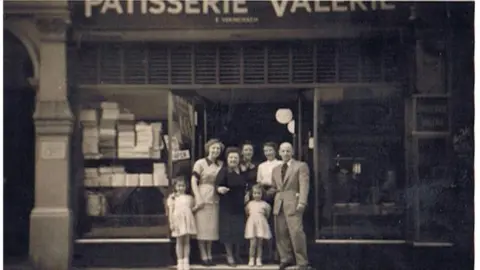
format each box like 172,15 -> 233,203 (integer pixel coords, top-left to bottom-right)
167,139 -> 310,270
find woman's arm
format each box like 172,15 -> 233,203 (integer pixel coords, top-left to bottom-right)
191,160 -> 204,204
215,168 -> 230,194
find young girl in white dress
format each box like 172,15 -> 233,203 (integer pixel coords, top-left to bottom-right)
167,178 -> 198,270
245,184 -> 272,267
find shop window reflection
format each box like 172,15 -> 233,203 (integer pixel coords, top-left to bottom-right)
315,90 -> 406,240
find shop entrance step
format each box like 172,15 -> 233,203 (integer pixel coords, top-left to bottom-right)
166,265 -> 297,270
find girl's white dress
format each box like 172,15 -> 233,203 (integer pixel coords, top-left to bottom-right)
167,194 -> 197,237
244,200 -> 272,239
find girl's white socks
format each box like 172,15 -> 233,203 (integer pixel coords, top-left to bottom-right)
183,258 -> 190,270
177,259 -> 183,270
256,257 -> 263,267
248,257 -> 255,267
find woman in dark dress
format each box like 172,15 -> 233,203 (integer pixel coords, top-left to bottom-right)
240,142 -> 258,191
216,147 -> 249,266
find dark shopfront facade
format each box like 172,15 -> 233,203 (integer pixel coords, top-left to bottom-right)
4,1 -> 473,269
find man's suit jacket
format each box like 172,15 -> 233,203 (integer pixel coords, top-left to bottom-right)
270,159 -> 310,216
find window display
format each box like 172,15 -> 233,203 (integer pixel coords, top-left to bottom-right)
76,90 -> 179,239
314,88 -> 406,239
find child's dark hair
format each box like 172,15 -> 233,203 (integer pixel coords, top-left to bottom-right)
172,177 -> 189,193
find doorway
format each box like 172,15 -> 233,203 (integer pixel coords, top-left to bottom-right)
4,30 -> 36,261
195,88 -> 309,161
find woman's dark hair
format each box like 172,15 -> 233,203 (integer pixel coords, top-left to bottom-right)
225,146 -> 241,159
263,141 -> 278,151
241,141 -> 254,150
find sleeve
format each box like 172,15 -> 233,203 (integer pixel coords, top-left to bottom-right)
215,167 -> 228,188
266,166 -> 278,197
192,159 -> 204,180
298,162 -> 310,206
245,202 -> 250,215
256,163 -> 263,183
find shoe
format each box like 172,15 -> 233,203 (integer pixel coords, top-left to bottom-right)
256,258 -> 263,267
183,259 -> 190,270
248,258 -> 255,267
177,259 -> 184,270
227,257 -> 236,267
207,259 -> 216,266
279,261 -> 294,270
200,259 -> 209,266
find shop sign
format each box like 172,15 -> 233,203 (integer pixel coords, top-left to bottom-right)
415,97 -> 449,132
172,149 -> 191,161
71,0 -> 409,30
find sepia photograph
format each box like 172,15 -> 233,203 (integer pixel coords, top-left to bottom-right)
3,1 -> 474,269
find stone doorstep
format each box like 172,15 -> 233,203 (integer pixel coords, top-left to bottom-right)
85,266 -> 301,270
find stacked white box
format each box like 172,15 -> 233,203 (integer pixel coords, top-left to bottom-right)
80,109 -> 100,158
99,103 -> 118,158
117,112 -> 136,156
151,122 -> 163,158
84,168 -> 100,187
135,122 -> 153,158
97,166 -> 126,187
100,102 -> 120,120
153,163 -> 168,186
126,174 -> 140,187
139,173 -> 153,186
86,191 -> 108,216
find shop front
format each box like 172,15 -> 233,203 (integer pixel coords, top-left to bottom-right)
5,1 -> 469,269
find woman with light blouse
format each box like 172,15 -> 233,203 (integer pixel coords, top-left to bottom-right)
191,139 -> 224,266
256,141 -> 282,262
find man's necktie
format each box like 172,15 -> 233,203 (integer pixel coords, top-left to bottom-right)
281,162 -> 288,182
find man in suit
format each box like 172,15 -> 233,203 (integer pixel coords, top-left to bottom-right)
268,142 -> 310,270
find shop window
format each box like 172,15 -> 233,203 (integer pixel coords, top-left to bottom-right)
314,88 -> 406,240
75,90 -> 195,239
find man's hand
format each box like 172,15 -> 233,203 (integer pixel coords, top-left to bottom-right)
296,203 -> 306,213
217,186 -> 230,195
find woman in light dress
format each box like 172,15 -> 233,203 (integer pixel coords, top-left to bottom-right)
191,139 -> 224,266
256,142 -> 283,262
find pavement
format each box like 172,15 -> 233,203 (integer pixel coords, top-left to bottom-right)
4,262 -> 304,270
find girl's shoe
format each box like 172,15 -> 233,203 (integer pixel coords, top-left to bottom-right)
248,258 -> 255,267
227,256 -> 236,267
177,259 -> 183,270
256,257 -> 263,267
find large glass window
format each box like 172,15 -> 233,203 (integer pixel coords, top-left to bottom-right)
75,89 -> 181,239
314,87 -> 406,240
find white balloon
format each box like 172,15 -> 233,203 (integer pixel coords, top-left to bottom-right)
287,120 -> 295,134
275,108 -> 293,124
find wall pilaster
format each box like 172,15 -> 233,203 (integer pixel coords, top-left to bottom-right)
29,11 -> 74,270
